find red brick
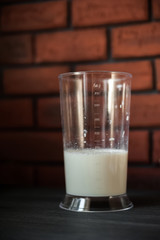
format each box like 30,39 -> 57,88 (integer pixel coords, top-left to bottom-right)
129,131 -> 149,163
152,0 -> 160,19
153,131 -> 160,164
38,98 -> 61,128
0,35 -> 32,64
76,60 -> 153,90
0,99 -> 33,127
1,1 -> 67,32
155,58 -> 160,90
130,94 -> 160,127
72,0 -> 148,27
112,22 -> 160,58
3,66 -> 69,95
0,132 -> 63,162
0,164 -> 33,186
128,167 -> 160,190
36,166 -> 64,187
35,29 -> 107,63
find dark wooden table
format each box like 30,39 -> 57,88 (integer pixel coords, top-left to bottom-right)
0,187 -> 160,240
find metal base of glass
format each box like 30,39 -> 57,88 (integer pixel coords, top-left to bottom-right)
59,193 -> 133,212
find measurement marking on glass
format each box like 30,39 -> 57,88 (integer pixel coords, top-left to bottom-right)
93,82 -> 102,147
94,103 -> 100,107
94,91 -> 101,96
109,138 -> 115,141
94,132 -> 100,135
93,83 -> 101,88
94,118 -> 100,121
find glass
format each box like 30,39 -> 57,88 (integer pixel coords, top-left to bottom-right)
59,71 -> 133,212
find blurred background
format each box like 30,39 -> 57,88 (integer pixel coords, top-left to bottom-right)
0,0 -> 160,189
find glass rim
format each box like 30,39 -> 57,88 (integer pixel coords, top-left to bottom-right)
58,70 -> 132,81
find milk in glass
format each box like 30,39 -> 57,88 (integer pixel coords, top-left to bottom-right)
64,148 -> 128,197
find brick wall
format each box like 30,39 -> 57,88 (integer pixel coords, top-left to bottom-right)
0,0 -> 160,189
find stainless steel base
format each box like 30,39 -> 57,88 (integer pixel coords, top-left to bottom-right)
59,193 -> 133,212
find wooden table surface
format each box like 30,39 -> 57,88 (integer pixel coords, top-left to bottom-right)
0,187 -> 160,240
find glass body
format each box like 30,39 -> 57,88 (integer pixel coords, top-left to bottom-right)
59,71 -> 133,212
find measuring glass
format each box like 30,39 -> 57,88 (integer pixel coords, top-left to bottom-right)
59,71 -> 133,212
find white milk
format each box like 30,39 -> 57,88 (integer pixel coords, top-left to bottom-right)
64,148 -> 128,197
